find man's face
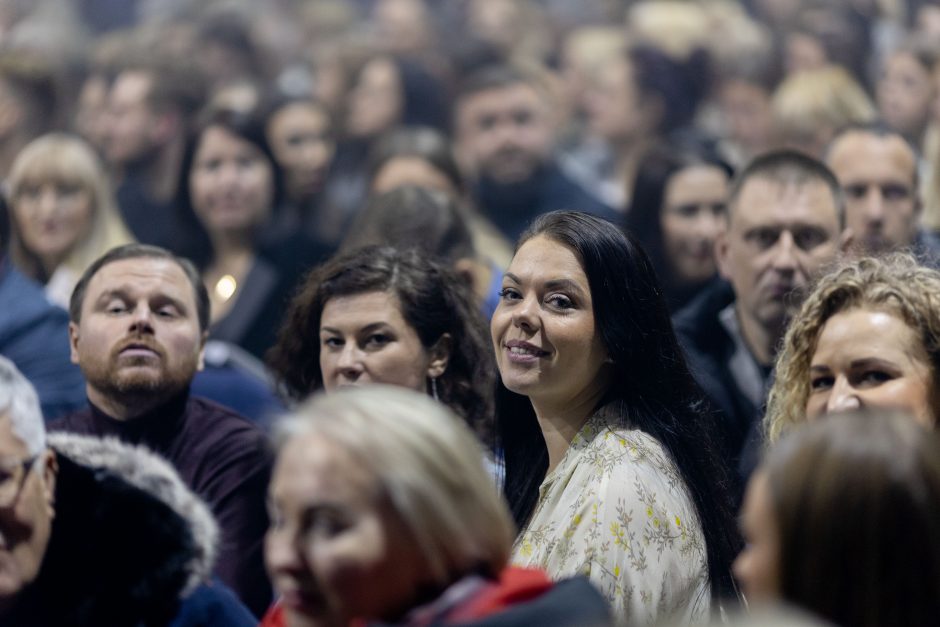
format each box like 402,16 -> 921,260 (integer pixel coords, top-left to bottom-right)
0,414 -> 55,610
718,177 -> 845,335
826,131 -> 919,255
69,258 -> 205,410
455,83 -> 553,184
103,71 -> 165,166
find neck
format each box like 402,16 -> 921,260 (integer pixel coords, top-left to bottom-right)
210,231 -> 255,264
611,136 -> 650,198
86,386 -> 170,420
735,304 -> 781,367
131,136 -> 184,203
530,376 -> 610,474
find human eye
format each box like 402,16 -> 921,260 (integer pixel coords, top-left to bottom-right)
545,293 -> 574,310
793,227 -> 828,251
513,109 -> 533,127
364,333 -> 391,349
320,335 -> 343,349
198,158 -> 221,172
671,203 -> 699,219
155,305 -> 179,318
809,374 -> 833,391
856,369 -> 893,387
747,227 -> 778,250
881,184 -> 910,202
105,299 -> 129,314
498,286 -> 522,301
18,184 -> 40,200
56,182 -> 83,197
478,114 -> 497,132
844,184 -> 868,200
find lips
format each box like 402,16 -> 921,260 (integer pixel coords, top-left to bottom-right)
117,340 -> 161,359
505,339 -> 549,363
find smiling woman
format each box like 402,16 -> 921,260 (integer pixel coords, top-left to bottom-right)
765,253 -> 940,443
493,211 -> 740,624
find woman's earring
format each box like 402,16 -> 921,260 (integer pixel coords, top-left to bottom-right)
430,377 -> 440,401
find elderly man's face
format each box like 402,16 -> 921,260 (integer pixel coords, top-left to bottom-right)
0,413 -> 56,610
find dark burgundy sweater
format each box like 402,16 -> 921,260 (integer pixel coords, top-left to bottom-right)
51,391 -> 273,617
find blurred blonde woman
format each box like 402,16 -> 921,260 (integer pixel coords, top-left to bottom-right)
764,254 -> 940,444
7,133 -> 133,306
772,65 -> 876,158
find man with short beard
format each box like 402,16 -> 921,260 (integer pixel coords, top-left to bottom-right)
50,244 -> 272,618
454,63 -> 618,241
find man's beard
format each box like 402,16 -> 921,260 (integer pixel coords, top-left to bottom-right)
83,354 -> 197,408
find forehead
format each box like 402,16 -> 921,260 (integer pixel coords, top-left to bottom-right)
458,83 -> 546,120
731,177 -> 839,231
273,434 -> 376,503
815,308 -> 922,356
0,412 -> 29,459
827,133 -> 916,183
83,258 -> 196,309
271,103 -> 328,132
321,290 -> 409,327
111,71 -> 153,104
509,236 -> 589,284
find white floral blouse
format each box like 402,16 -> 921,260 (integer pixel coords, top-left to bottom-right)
511,407 -> 711,625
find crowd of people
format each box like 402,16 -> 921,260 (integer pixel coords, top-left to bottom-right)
1,0 -> 940,625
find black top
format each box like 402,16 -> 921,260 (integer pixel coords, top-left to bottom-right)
50,392 -> 274,617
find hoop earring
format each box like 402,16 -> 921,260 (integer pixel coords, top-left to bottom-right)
430,377 -> 440,401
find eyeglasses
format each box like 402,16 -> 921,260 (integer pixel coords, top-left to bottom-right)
0,456 -> 38,509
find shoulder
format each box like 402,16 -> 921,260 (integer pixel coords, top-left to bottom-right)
184,396 -> 272,459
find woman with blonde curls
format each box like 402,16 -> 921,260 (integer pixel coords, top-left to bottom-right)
7,133 -> 133,307
764,254 -> 940,444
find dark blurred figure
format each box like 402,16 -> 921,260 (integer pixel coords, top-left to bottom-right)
626,142 -> 734,312
0,52 -> 58,183
103,53 -> 205,249
454,63 -> 617,241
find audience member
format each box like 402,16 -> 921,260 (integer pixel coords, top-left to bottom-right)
103,55 -> 205,249
0,52 -> 57,183
625,141 -> 734,312
495,211 -> 739,623
876,38 -> 938,148
268,245 -> 494,444
262,385 -> 611,626
765,254 -> 940,444
0,249 -> 84,421
174,108 -> 329,359
0,356 -> 256,626
51,244 -> 273,616
454,63 -> 617,241
674,150 -> 850,479
825,122 -> 940,262
735,411 -> 940,626
6,133 -> 133,307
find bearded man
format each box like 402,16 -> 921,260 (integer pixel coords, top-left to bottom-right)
51,244 -> 272,617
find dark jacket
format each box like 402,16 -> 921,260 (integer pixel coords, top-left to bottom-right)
473,161 -> 620,242
673,279 -> 768,484
51,393 -> 273,616
2,434 -> 256,626
0,257 -> 85,420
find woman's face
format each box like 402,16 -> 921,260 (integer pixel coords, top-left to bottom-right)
733,470 -> 781,605
491,235 -> 609,407
266,434 -> 432,626
877,51 -> 934,139
346,58 -> 403,139
12,178 -> 94,270
267,103 -> 334,199
806,307 -> 936,427
584,56 -> 647,142
189,125 -> 274,235
660,164 -> 728,285
318,290 -> 446,393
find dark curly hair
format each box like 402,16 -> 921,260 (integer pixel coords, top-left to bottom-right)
267,245 -> 494,444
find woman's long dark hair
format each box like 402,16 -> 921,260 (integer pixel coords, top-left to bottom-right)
498,211 -> 741,599
625,140 -> 733,311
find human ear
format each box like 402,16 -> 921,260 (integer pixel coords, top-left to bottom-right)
715,229 -> 733,281
426,333 -> 452,379
41,449 -> 59,519
68,322 -> 81,365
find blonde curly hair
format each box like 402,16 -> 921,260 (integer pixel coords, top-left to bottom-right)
764,254 -> 940,443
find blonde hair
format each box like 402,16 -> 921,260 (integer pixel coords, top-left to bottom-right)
274,385 -> 514,585
8,133 -> 134,289
764,254 -> 940,443
772,66 -> 876,155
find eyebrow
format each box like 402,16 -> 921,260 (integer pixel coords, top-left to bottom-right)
503,273 -> 588,298
93,288 -> 189,314
320,322 -> 394,334
810,357 -> 900,372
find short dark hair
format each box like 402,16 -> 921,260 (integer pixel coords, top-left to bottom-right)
368,127 -> 465,195
728,149 -> 845,227
267,246 -> 494,442
69,244 -> 210,332
826,120 -> 921,189
455,62 -> 552,109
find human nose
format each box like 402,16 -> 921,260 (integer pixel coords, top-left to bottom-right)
511,294 -> 540,333
862,186 -> 885,225
697,209 -> 724,241
35,186 -> 60,216
825,376 -> 861,414
336,342 -> 364,379
770,231 -> 798,272
128,303 -> 155,334
266,527 -> 305,576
